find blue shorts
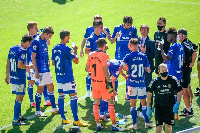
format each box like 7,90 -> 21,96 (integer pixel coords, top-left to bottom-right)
57,81 -> 77,94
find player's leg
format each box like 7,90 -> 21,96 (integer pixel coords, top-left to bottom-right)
163,107 -> 174,133
195,59 -> 200,95
156,125 -> 163,133
85,72 -> 91,97
165,124 -> 172,133
35,85 -> 46,116
99,99 -> 109,121
27,80 -> 35,106
155,106 -> 164,133
43,85 -> 50,105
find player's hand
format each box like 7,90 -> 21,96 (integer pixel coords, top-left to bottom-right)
140,45 -> 146,53
158,43 -> 163,50
35,71 -> 40,79
73,45 -> 78,51
29,65 -> 34,69
146,106 -> 152,119
26,67 -> 31,73
115,32 -> 121,38
103,27 -> 107,33
80,50 -> 84,58
189,62 -> 194,68
173,102 -> 180,113
5,76 -> 10,84
109,81 -> 113,88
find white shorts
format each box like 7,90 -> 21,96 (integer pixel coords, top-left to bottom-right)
57,81 -> 77,94
35,72 -> 53,86
26,69 -> 35,81
11,84 -> 26,95
128,86 -> 146,99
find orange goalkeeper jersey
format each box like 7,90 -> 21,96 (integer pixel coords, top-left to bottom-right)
86,50 -> 110,91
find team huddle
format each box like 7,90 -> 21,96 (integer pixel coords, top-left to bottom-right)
5,15 -> 199,132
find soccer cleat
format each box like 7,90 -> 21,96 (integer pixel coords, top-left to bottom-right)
44,100 -> 58,106
129,124 -> 137,130
179,109 -> 193,117
97,126 -> 103,131
62,119 -> 72,124
52,108 -> 60,114
180,108 -> 187,113
138,112 -> 144,118
100,115 -> 110,122
112,125 -> 126,131
145,122 -> 154,128
19,116 -> 27,121
73,120 -> 88,127
85,91 -> 90,98
12,120 -> 27,126
30,102 -> 42,108
35,111 -> 47,117
174,114 -> 179,120
194,87 -> 200,96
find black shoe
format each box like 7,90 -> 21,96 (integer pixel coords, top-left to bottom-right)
180,108 -> 187,113
12,120 -> 27,126
19,116 -> 28,121
194,87 -> 200,96
137,106 -> 142,112
179,109 -> 193,117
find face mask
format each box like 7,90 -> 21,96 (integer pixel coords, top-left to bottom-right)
157,25 -> 164,31
160,72 -> 168,78
177,35 -> 180,41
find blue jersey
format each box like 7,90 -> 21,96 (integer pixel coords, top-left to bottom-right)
52,44 -> 76,83
112,24 -> 138,60
167,42 -> 185,80
84,26 -> 110,39
122,51 -> 150,87
7,45 -> 27,84
86,32 -> 106,52
32,36 -> 49,73
109,59 -> 121,78
27,33 -> 40,65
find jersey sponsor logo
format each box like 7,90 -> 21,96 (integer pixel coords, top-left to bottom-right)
33,45 -> 37,50
133,57 -> 142,61
21,54 -> 25,59
168,84 -> 171,88
122,37 -> 129,40
86,41 -> 90,46
163,85 -> 167,88
10,51 -> 15,54
91,78 -> 103,83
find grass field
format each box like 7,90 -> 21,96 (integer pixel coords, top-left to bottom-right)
0,0 -> 200,132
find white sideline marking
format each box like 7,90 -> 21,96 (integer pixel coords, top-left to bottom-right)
147,0 -> 200,5
0,73 -> 198,130
176,126 -> 200,133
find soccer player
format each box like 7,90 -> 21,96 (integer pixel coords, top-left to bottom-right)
32,26 -> 58,117
159,28 -> 185,119
85,38 -> 126,131
154,17 -> 170,75
84,17 -> 111,98
110,16 -> 138,100
5,34 -> 33,125
52,30 -> 88,126
119,38 -> 153,130
177,29 -> 197,116
195,42 -> 200,96
137,24 -> 155,114
26,21 -> 51,108
147,63 -> 182,133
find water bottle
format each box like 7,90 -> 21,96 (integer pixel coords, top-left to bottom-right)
72,41 -> 76,48
38,28 -> 44,32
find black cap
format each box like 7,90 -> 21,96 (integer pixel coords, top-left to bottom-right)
69,126 -> 81,133
178,28 -> 188,35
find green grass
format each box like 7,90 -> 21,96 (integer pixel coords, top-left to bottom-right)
0,0 -> 200,132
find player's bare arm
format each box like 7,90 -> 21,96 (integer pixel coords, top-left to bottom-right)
5,59 -> 10,84
190,51 -> 197,68
18,60 -> 33,69
147,92 -> 152,107
85,47 -> 91,55
32,52 -> 39,79
119,65 -> 129,81
85,65 -> 90,72
80,38 -> 87,58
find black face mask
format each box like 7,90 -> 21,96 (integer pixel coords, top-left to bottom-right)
160,72 -> 168,78
157,25 -> 164,31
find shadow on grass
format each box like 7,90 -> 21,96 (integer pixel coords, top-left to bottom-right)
52,0 -> 73,4
7,125 -> 22,133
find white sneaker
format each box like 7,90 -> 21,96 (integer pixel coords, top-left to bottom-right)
35,111 -> 47,117
145,122 -> 154,128
112,125 -> 126,131
115,95 -> 118,102
138,112 -> 144,118
85,91 -> 90,97
129,124 -> 137,130
52,108 -> 59,114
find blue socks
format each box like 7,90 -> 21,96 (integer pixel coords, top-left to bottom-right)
86,74 -> 91,91
70,95 -> 79,121
100,100 -> 108,115
115,80 -> 118,92
14,100 -> 21,121
58,94 -> 66,120
43,85 -> 49,101
48,91 -> 56,108
35,93 -> 42,111
28,84 -> 34,103
131,107 -> 137,125
142,106 -> 150,123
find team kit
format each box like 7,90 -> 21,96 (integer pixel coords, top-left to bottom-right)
5,15 -> 199,132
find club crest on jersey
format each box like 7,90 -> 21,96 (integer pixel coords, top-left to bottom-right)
107,59 -> 110,65
21,54 -> 25,59
168,84 -> 171,88
33,45 -> 37,50
86,41 -> 90,47
129,31 -> 131,35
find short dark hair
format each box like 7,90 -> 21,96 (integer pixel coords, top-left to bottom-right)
167,28 -> 177,38
93,20 -> 103,28
27,21 -> 37,31
178,28 -> 188,35
60,30 -> 70,39
129,38 -> 138,45
97,38 -> 107,48
123,16 -> 133,24
158,17 -> 166,24
43,26 -> 54,34
21,34 -> 33,43
94,14 -> 102,20
140,24 -> 149,31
